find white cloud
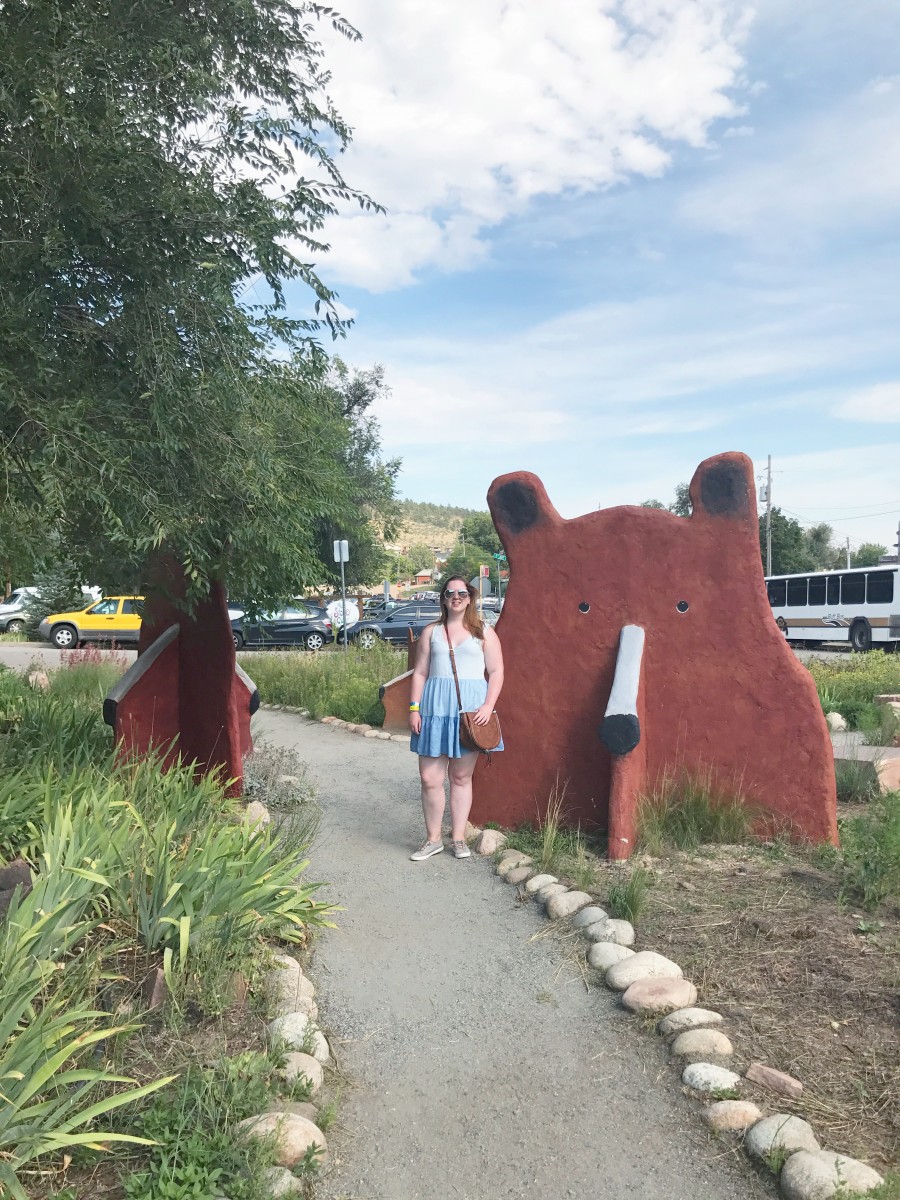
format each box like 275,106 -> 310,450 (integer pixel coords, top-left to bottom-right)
834,382 -> 900,423
309,0 -> 750,289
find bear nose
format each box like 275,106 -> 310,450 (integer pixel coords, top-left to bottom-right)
598,624 -> 645,755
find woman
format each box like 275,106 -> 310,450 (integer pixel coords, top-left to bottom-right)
408,577 -> 504,861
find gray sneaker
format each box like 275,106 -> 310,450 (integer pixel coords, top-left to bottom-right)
410,840 -> 444,861
452,840 -> 471,859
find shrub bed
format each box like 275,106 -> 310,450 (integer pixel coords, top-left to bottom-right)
807,651 -> 900,730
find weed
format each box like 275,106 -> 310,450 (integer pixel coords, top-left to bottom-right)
808,652 -> 900,729
538,777 -> 568,871
859,703 -> 900,748
843,1173 -> 900,1199
838,789 -> 900,909
710,1086 -> 741,1101
607,866 -> 651,925
766,1146 -> 790,1175
835,757 -> 881,805
637,768 -> 754,854
316,1090 -> 341,1132
571,836 -> 597,891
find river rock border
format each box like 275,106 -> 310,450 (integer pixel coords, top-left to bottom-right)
473,832 -> 886,1200
260,703 -> 409,743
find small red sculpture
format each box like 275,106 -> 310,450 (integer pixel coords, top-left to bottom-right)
104,563 -> 257,795
471,452 -> 837,857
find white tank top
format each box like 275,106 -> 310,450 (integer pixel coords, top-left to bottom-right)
429,625 -> 486,680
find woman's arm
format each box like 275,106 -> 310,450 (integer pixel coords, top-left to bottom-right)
408,623 -> 435,733
473,626 -> 504,724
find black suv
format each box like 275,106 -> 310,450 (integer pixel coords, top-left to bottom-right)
231,604 -> 334,651
350,604 -> 441,649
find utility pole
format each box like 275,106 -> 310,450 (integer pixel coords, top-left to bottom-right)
765,455 -> 772,577
846,537 -> 851,569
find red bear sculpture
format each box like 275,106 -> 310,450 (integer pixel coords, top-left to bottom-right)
471,451 -> 837,857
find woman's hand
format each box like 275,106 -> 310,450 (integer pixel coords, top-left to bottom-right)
472,704 -> 493,726
409,711 -> 422,734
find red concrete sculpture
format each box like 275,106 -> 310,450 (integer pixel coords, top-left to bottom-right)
104,563 -> 257,795
471,452 -> 837,856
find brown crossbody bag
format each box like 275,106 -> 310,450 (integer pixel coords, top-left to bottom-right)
445,628 -> 502,757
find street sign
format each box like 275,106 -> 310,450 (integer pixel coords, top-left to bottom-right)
333,539 -> 349,563
479,565 -> 490,577
491,552 -> 507,561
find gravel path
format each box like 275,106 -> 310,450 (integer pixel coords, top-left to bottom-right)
255,710 -> 769,1200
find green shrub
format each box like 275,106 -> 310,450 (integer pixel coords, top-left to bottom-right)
241,643 -> 404,724
834,757 -> 881,805
838,790 -> 900,909
636,768 -> 755,854
607,866 -> 651,925
808,652 -> 900,728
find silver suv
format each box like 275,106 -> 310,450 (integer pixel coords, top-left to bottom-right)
0,588 -> 37,634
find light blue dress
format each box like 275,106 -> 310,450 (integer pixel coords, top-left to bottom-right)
410,624 -> 504,758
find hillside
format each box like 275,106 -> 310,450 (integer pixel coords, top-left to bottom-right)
392,499 -> 483,555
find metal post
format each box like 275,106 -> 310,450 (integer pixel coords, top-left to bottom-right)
340,557 -> 347,649
765,454 -> 772,577
846,538 -> 851,570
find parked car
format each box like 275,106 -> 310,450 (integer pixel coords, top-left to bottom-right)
231,603 -> 333,651
0,587 -> 38,633
38,596 -> 144,648
350,603 -> 441,649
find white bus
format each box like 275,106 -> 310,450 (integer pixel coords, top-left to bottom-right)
765,565 -> 899,651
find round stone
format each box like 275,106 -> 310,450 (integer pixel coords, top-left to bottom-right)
244,800 -> 271,828
279,1052 -> 324,1093
268,1012 -> 310,1050
310,1030 -> 330,1064
657,1007 -> 724,1036
744,1114 -> 820,1162
621,977 -> 698,1014
682,1062 -> 742,1094
525,873 -> 558,894
703,1101 -> 762,1132
546,890 -> 593,919
781,1151 -> 884,1199
497,849 -> 532,871
504,866 -> 533,885
237,1113 -> 327,1168
605,951 -> 682,991
587,943 -> 635,970
263,1166 -> 305,1197
572,905 -> 609,929
537,882 -> 569,904
473,829 -> 507,854
583,918 -> 635,946
671,1028 -> 733,1058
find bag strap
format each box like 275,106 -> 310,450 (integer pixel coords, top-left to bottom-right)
445,626 -> 464,714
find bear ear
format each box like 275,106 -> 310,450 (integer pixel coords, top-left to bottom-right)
488,472 -> 561,543
689,452 -> 755,524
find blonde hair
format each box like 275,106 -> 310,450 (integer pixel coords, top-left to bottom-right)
440,577 -> 484,639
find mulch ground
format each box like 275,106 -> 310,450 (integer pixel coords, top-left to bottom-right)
609,844 -> 900,1172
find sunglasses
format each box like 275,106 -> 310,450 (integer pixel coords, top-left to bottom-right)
444,590 -> 470,600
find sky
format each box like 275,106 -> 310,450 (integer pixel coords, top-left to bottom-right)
285,0 -> 900,553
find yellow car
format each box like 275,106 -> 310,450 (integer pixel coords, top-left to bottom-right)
38,596 -> 144,649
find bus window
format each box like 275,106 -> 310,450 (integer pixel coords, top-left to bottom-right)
841,574 -> 865,605
826,575 -> 840,605
867,571 -> 894,604
787,577 -> 808,606
767,580 -> 786,607
808,577 -> 826,606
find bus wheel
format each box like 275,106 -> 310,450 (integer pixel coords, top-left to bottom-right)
849,620 -> 872,653
776,617 -> 788,638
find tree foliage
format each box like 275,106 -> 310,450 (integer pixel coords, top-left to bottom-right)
0,0 -> 383,606
458,512 -> 502,557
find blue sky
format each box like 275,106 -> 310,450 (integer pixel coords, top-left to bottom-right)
287,0 -> 900,552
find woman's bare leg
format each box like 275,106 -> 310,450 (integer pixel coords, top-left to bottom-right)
447,752 -> 479,841
418,755 -> 448,841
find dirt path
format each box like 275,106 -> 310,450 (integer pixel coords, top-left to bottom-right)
254,710 -> 770,1200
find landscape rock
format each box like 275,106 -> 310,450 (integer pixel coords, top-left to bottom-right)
374,730 -> 391,740
0,858 -> 32,892
744,1114 -> 820,1163
473,829 -> 507,855
621,977 -> 697,1014
780,1151 -> 884,1199
584,918 -> 635,946
745,1062 -> 803,1099
504,866 -> 533,885
354,723 -> 372,733
671,1028 -> 733,1058
524,873 -> 557,893
27,669 -> 50,691
572,905 -> 608,929
657,1007 -> 724,1035
244,801 -> 271,828
546,890 -> 593,919
391,734 -> 409,743
825,712 -> 847,733
703,1100 -> 761,1132
141,966 -> 168,1010
263,1166 -> 305,1197
310,1030 -> 330,1064
587,943 -> 635,971
237,1113 -> 327,1168
681,1063 -> 742,1094
320,716 -> 338,724
266,956 -> 316,1015
537,882 -> 569,904
267,1101 -> 319,1122
364,729 -> 380,738
605,951 -> 683,991
464,821 -> 481,841
279,1053 -> 324,1093
268,1011 -> 310,1050
497,852 -> 533,876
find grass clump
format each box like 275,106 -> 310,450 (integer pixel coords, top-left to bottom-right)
838,789 -> 900,909
835,757 -> 881,805
636,768 -> 754,855
607,865 -> 651,925
240,641 -> 404,724
808,651 -> 900,729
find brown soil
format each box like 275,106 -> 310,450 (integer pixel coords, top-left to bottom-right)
606,844 -> 900,1171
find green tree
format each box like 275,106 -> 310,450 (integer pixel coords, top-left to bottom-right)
441,544 -> 495,589
458,512 -> 502,556
851,543 -> 888,567
639,485 -> 690,516
22,560 -> 85,638
760,509 -> 816,575
804,523 -> 835,570
407,543 -> 437,573
0,0 -> 380,609
639,499 -> 667,510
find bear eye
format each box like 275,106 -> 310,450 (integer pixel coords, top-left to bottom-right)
676,600 -> 689,613
578,602 -> 590,613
